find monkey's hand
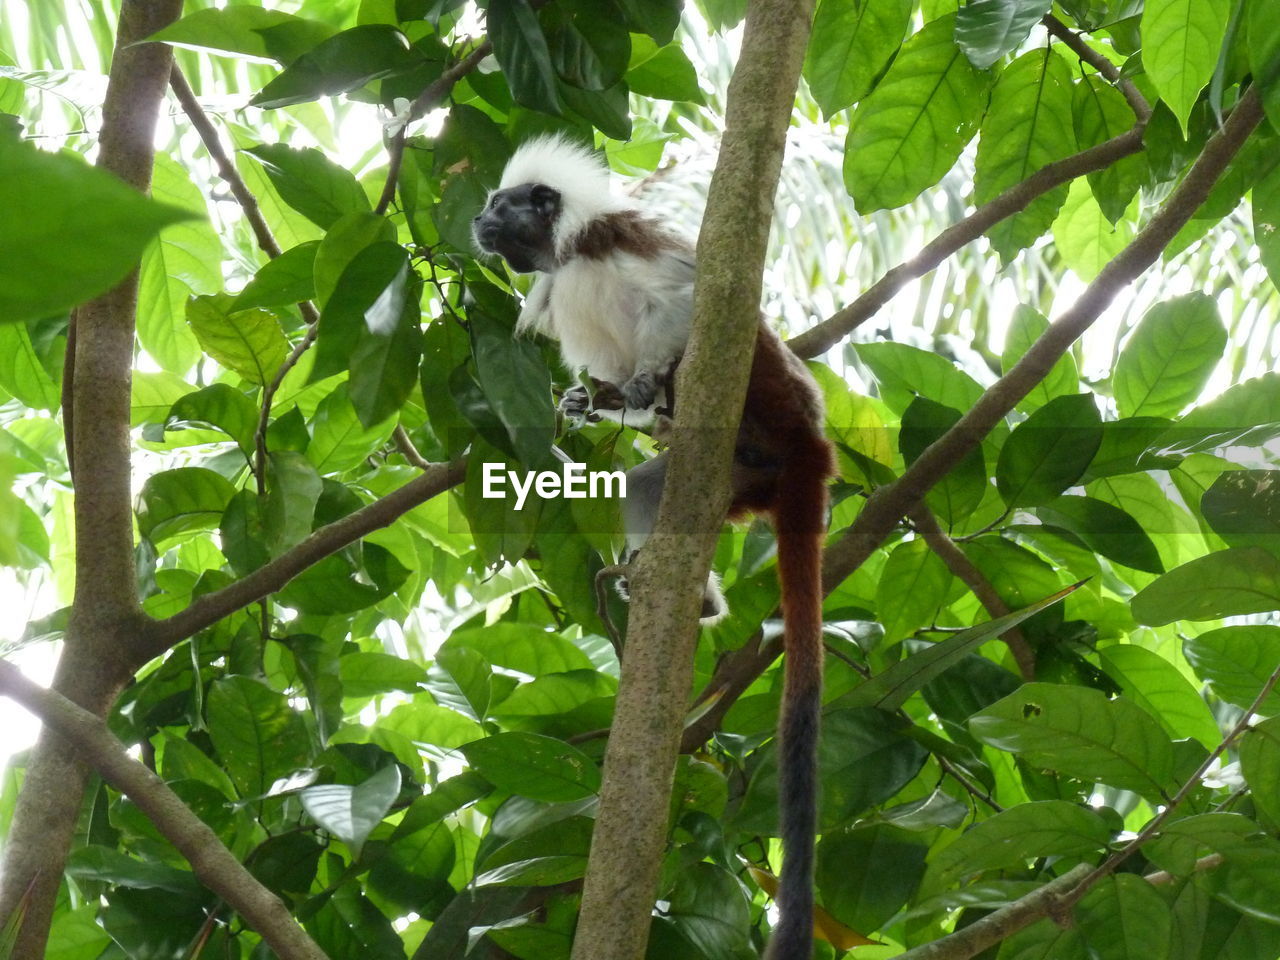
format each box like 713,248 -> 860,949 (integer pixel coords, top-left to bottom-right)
620,371 -> 657,410
559,384 -> 593,419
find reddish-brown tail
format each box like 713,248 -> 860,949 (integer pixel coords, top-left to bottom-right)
764,435 -> 833,960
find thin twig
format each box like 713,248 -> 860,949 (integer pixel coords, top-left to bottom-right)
789,127 -> 1146,358
254,325 -> 317,489
935,755 -> 1003,813
392,424 -> 432,470
375,40 -> 493,216
170,68 -> 282,258
0,660 -> 331,960
910,505 -> 1036,680
1041,14 -> 1151,120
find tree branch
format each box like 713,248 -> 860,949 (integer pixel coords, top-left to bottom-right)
682,89 -> 1263,754
169,67 -> 282,259
1,2 -> 184,951
0,661 -> 331,960
788,128 -> 1146,359
374,40 -> 493,216
909,505 -> 1035,681
1042,14 -> 1151,120
570,2 -> 815,958
143,459 -> 466,654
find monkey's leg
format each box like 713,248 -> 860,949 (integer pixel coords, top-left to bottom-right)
621,454 -> 727,623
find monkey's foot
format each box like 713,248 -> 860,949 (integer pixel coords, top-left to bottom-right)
620,371 -> 657,410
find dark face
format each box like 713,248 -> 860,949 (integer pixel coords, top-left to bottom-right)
471,182 -> 562,273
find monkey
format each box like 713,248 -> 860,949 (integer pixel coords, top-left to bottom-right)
473,135 -> 835,960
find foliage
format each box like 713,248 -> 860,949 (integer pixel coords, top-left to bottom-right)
1,0 -> 1280,958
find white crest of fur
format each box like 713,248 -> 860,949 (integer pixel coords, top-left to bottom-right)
498,135 -> 634,261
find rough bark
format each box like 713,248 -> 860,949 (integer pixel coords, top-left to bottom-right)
0,2 -> 183,954
0,662 -> 331,960
569,2 -> 815,958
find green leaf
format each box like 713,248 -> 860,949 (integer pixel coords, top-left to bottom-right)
0,136 -> 190,325
546,7 -> 630,90
739,708 -> 928,832
348,274 -> 423,429
997,394 -> 1102,508
1254,163 -> 1280,295
243,144 -> 370,231
136,153 -> 221,375
816,825 -> 927,933
975,47 -> 1076,260
0,322 -> 58,410
899,397 -> 987,526
666,863 -> 751,958
1113,293 -> 1225,418
1141,0 -> 1230,134
460,732 -> 600,801
1156,372 -> 1280,457
339,651 -> 428,697
232,241 -> 319,311
64,846 -> 202,895
278,543 -> 408,614
1241,715 -> 1280,827
1131,548 -> 1280,624
306,383 -> 397,474
626,34 -> 705,103
476,855 -> 588,886
1072,74 -> 1146,223
844,14 -> 992,212
875,539 -> 953,643
300,765 -> 400,858
1249,0 -> 1280,133
804,0 -> 912,116
1076,875 -> 1172,960
1098,644 -> 1220,746
313,212 -> 398,309
1052,177 -> 1136,281
441,623 -> 595,675
849,582 -> 1080,712
970,682 -> 1177,799
136,467 -> 236,546
312,242 -> 411,382
1037,495 -> 1163,573
1201,469 -> 1280,552
206,676 -> 311,796
44,905 -> 112,960
1001,304 -> 1080,411
148,6 -> 335,63
0,490 -> 49,569
166,383 -> 258,458
251,24 -> 420,109
924,800 -> 1111,890
955,0 -> 1053,68
471,309 -> 556,468
1183,625 -> 1280,714
489,0 -> 562,113
264,450 -> 322,555
854,340 -> 984,413
186,294 -> 290,385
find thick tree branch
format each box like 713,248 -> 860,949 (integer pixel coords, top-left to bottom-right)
909,505 -> 1035,680
0,661 -> 331,960
683,90 -> 1263,754
0,2 -> 184,950
570,2 -> 815,958
144,459 -> 465,653
788,128 -> 1145,359
1042,14 -> 1150,120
